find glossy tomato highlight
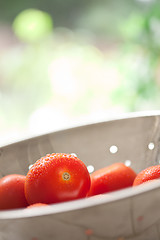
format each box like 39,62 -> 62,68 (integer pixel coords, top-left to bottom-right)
0,174 -> 28,210
25,153 -> 91,204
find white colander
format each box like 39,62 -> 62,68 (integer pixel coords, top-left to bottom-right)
1,111 -> 160,240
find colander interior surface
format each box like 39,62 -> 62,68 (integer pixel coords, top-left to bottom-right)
1,111 -> 160,240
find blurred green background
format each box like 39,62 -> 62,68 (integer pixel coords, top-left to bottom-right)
0,0 -> 160,144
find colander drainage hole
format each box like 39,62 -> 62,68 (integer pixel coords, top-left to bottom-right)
28,164 -> 33,170
70,153 -> 77,157
109,145 -> 118,154
125,160 -> 131,167
148,142 -> 155,150
87,165 -> 94,173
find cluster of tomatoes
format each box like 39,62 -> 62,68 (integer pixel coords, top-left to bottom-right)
0,152 -> 159,210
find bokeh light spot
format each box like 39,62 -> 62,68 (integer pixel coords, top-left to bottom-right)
13,9 -> 53,42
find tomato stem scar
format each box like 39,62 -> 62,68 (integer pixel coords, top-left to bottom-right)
62,172 -> 70,180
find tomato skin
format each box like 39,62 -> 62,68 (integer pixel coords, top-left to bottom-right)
0,174 -> 28,210
88,163 -> 137,197
25,153 -> 91,204
133,165 -> 160,186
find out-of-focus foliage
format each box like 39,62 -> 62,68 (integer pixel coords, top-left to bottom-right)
13,9 -> 53,42
112,0 -> 160,111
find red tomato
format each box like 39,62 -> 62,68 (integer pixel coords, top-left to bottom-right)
27,203 -> 48,208
25,153 -> 91,204
0,174 -> 28,210
133,165 -> 160,186
88,162 -> 137,196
